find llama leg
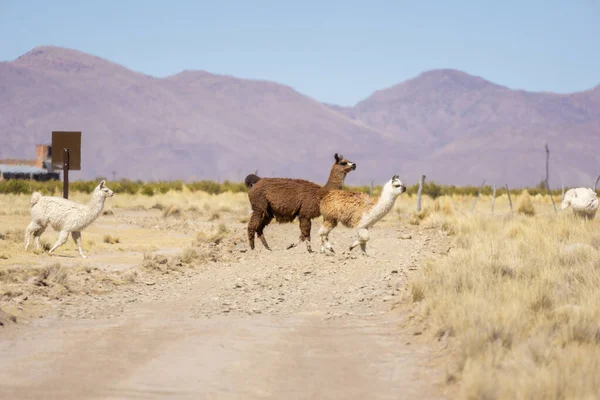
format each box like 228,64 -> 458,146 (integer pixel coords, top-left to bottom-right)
48,231 -> 70,256
24,221 -> 42,251
71,231 -> 87,258
319,220 -> 337,254
256,215 -> 273,251
34,226 -> 47,250
287,218 -> 313,252
301,218 -> 313,253
349,228 -> 370,256
247,212 -> 259,250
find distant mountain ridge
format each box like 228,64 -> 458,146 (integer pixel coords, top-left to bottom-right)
1,46 -> 599,187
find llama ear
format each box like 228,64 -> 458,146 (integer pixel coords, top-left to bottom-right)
99,180 -> 106,188
334,153 -> 340,162
392,174 -> 399,180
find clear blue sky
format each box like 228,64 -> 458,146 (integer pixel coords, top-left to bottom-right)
1,0 -> 599,105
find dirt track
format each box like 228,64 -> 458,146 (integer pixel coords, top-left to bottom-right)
0,207 -> 452,399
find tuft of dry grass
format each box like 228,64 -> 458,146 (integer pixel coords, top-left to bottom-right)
179,247 -> 199,264
196,223 -> 229,245
409,214 -> 600,398
162,205 -> 182,218
0,229 -> 24,244
36,240 -> 51,253
141,252 -> 170,271
103,234 -> 120,244
39,263 -> 69,286
408,208 -> 430,225
151,203 -> 165,211
517,190 -> 536,216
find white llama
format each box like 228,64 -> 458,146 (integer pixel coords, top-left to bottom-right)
561,187 -> 598,220
25,180 -> 114,258
319,174 -> 407,255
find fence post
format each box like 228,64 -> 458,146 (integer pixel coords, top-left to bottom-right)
561,184 -> 565,202
594,174 -> 600,191
491,184 -> 496,213
545,180 -> 557,213
63,148 -> 70,199
545,143 -> 550,187
471,180 -> 486,212
416,175 -> 426,213
369,180 -> 374,197
506,184 -> 513,213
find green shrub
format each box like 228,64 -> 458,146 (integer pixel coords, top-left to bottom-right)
141,186 -> 154,196
0,177 -> 572,199
0,180 -> 30,194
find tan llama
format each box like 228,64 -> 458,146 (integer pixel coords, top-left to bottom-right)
319,175 -> 406,255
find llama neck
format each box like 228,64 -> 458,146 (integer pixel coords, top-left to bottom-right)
83,192 -> 106,225
360,186 -> 398,228
323,167 -> 346,190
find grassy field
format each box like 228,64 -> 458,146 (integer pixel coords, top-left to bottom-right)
406,191 -> 600,399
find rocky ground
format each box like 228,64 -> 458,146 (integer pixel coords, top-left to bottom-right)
0,204 -> 455,399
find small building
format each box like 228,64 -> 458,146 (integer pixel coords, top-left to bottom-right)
0,144 -> 60,181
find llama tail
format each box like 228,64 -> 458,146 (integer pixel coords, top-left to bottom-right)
30,192 -> 42,207
244,174 -> 261,189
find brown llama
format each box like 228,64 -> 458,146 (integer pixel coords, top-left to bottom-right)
319,175 -> 406,256
245,153 -> 356,252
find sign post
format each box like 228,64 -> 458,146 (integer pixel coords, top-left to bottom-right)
52,131 -> 81,199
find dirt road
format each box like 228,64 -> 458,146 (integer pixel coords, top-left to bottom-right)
0,209 -> 452,399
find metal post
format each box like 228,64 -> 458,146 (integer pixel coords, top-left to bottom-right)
545,143 -> 550,188
471,180 -> 486,212
417,175 -> 426,213
506,184 -> 513,213
491,184 -> 496,213
545,179 -> 557,213
63,148 -> 70,199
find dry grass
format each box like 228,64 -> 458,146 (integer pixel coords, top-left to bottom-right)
162,205 -> 182,218
517,189 -> 536,216
409,210 -> 600,398
196,223 -> 230,245
103,234 -> 120,244
179,247 -> 199,264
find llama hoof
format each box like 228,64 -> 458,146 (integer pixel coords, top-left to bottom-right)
321,249 -> 335,256
286,243 -> 296,250
320,245 -> 335,255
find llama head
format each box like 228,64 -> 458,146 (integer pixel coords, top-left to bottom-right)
333,153 -> 357,175
96,180 -> 114,198
561,189 -> 576,210
384,174 -> 407,196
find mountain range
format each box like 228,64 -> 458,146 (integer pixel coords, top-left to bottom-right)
2,46 -> 599,187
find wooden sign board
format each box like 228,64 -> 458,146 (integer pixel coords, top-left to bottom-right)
52,131 -> 81,170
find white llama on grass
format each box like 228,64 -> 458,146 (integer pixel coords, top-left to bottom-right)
25,180 -> 114,258
561,187 -> 598,221
319,174 -> 407,256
